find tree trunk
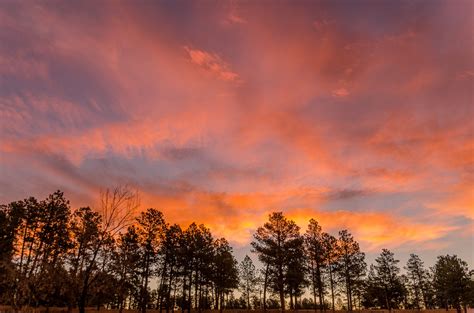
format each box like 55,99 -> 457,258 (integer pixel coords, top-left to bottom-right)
188,273 -> 192,313
142,257 -> 150,313
421,288 -> 428,309
198,277 -> 202,313
289,288 -> 294,310
166,265 -> 174,313
311,262 -> 317,313
278,264 -> 285,312
329,267 -> 335,313
346,271 -> 353,312
247,282 -> 251,310
346,278 -> 350,311
158,267 -> 165,313
181,276 -> 186,313
194,270 -> 199,311
279,287 -> 285,312
119,296 -> 123,313
219,292 -> 224,313
78,293 -> 86,313
317,264 -> 323,313
384,287 -> 390,313
415,287 -> 420,311
263,264 -> 269,312
172,281 -> 177,312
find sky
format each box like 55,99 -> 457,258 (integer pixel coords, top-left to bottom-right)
0,0 -> 473,268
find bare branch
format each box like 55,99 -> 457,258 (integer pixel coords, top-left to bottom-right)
97,184 -> 140,237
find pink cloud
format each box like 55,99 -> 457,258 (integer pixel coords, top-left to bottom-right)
184,46 -> 240,82
0,1 -> 472,263
332,87 -> 349,97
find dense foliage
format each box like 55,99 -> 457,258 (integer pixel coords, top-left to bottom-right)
0,190 -> 472,313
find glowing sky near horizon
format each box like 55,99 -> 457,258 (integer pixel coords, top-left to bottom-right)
0,0 -> 473,266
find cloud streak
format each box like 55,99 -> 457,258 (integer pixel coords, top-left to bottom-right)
185,46 -> 240,82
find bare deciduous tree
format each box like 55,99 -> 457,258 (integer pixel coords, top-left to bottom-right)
72,185 -> 140,313
99,185 -> 140,236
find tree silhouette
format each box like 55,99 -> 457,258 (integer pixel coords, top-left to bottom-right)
364,249 -> 405,311
7,191 -> 72,309
251,212 -> 303,312
432,255 -> 471,313
69,185 -> 139,313
321,232 -> 339,313
285,237 -> 307,310
239,255 -> 258,309
336,230 -> 366,312
0,196 -> 472,312
0,200 -> 23,305
213,238 -> 239,313
304,219 -> 326,313
136,208 -> 166,313
158,223 -> 183,313
405,253 -> 430,310
112,225 -> 141,313
68,206 -> 106,313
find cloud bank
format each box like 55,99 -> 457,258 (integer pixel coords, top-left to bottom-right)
0,0 -> 472,264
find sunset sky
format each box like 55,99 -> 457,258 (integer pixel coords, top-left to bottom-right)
0,0 -> 472,266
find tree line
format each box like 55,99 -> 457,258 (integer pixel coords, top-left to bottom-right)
249,213 -> 473,313
0,190 -> 472,313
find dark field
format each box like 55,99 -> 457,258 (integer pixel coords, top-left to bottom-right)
0,308 -> 465,313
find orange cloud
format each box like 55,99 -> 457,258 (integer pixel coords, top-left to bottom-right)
426,179 -> 474,220
332,88 -> 349,97
285,208 -> 457,251
131,188 -> 457,249
1,0 -> 472,263
184,46 -> 240,82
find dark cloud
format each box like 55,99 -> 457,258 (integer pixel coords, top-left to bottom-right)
325,188 -> 373,201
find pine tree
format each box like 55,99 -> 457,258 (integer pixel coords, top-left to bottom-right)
213,238 -> 239,313
336,230 -> 366,312
251,212 -> 303,312
285,238 -> 307,310
158,224 -> 183,313
322,232 -> 339,313
372,249 -> 404,311
136,208 -> 166,313
239,255 -> 258,309
305,219 -> 326,313
112,225 -> 141,313
432,255 -> 471,313
405,254 -> 429,309
68,206 -> 105,313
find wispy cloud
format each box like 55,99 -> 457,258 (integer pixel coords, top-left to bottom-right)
332,88 -> 349,97
184,46 -> 240,82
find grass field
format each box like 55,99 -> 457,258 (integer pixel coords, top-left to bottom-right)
0,307 -> 467,313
